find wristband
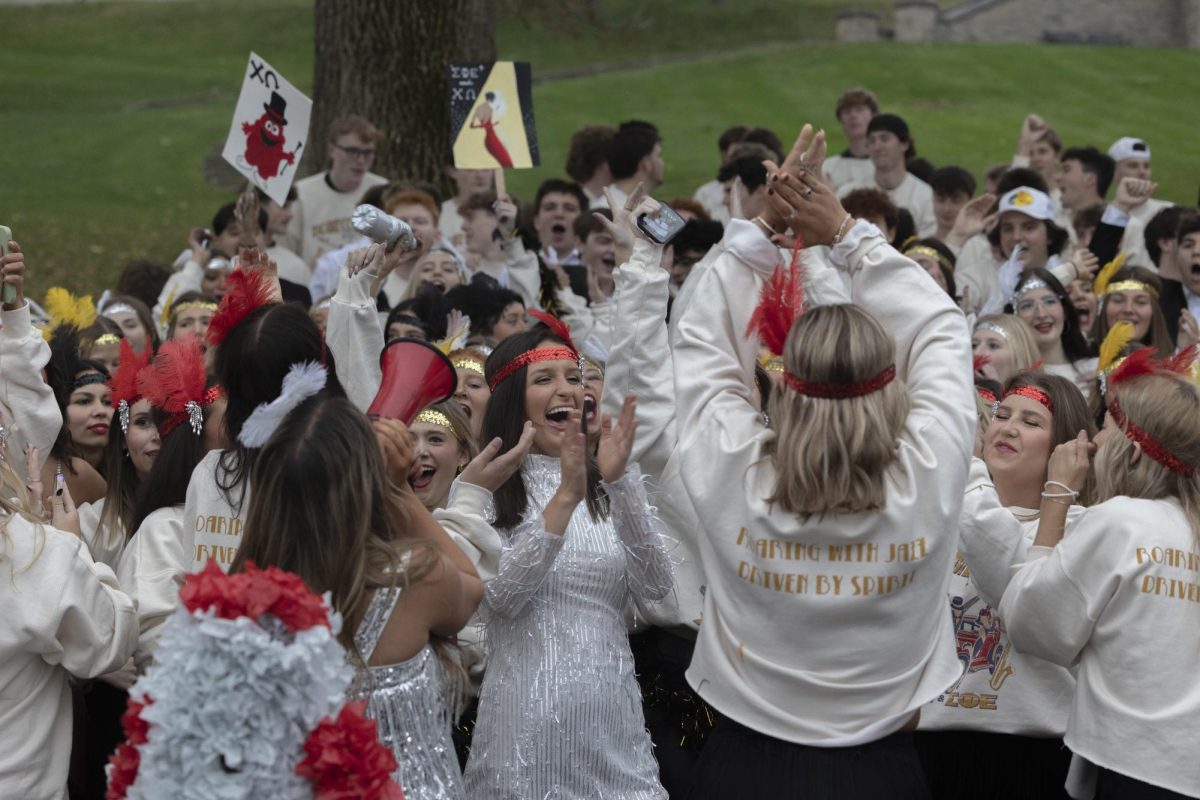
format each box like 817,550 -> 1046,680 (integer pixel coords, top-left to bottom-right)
1044,480 -> 1079,497
752,216 -> 782,237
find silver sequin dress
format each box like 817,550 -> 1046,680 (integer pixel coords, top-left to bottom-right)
353,586 -> 466,800
463,456 -> 673,800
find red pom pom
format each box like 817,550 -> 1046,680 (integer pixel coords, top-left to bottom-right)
179,559 -> 331,633
296,702 -> 404,800
105,696 -> 152,800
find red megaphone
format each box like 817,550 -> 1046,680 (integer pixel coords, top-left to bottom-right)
367,338 -> 458,424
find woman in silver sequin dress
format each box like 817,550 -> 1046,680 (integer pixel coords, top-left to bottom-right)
462,324 -> 673,800
231,395 -> 484,800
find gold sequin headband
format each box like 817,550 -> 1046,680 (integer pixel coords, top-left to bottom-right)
904,245 -> 954,273
1101,280 -> 1158,299
93,333 -> 121,346
453,358 -> 485,376
413,409 -> 462,441
169,300 -> 219,323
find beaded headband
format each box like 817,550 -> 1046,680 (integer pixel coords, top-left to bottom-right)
488,346 -> 579,391
413,409 -> 462,441
73,372 -> 109,391
975,322 -> 1008,340
976,386 -> 998,404
1001,384 -> 1054,413
1101,280 -> 1159,299
1013,278 -> 1051,301
160,386 -> 224,437
171,300 -> 219,321
904,245 -> 954,273
92,333 -> 121,346
453,358 -> 485,376
102,303 -> 136,318
784,364 -> 896,399
1108,397 -> 1195,476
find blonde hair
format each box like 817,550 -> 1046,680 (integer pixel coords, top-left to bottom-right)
975,314 -> 1041,377
1095,374 -> 1200,541
766,304 -> 910,519
0,457 -> 43,570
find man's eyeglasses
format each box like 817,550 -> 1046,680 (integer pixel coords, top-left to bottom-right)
333,143 -> 376,161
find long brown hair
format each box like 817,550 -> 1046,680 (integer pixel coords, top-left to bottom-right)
230,396 -> 435,660
1000,372 -> 1098,504
766,304 -> 910,519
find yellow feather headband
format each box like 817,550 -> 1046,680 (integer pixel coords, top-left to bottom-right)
1091,253 -> 1126,296
41,287 -> 97,339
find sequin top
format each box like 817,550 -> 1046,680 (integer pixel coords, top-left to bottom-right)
352,586 -> 466,800
463,456 -> 673,800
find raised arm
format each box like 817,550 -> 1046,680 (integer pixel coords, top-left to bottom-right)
326,246 -> 386,411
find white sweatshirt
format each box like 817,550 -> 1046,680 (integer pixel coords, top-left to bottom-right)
77,498 -> 127,569
920,458 -> 1081,736
116,505 -> 186,673
325,265 -> 384,412
181,449 -> 247,573
0,515 -> 136,800
285,171 -> 388,267
0,303 -> 62,482
672,219 -> 975,746
1001,496 -> 1200,798
839,172 -> 938,238
822,154 -> 874,195
504,237 -> 611,352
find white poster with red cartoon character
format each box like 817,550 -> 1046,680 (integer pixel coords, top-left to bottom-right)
222,52 -> 311,205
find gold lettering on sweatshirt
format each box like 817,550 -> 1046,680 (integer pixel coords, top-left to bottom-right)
732,529 -> 927,597
1136,544 -> 1200,606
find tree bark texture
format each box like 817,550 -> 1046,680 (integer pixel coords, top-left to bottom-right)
306,0 -> 496,187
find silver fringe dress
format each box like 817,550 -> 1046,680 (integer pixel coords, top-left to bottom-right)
353,586 -> 466,800
463,456 -> 674,800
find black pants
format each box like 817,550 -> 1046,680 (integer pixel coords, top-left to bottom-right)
687,714 -> 930,800
1097,768 -> 1197,800
630,628 -> 712,799
914,729 -> 1072,799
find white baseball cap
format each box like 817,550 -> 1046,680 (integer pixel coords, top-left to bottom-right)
1108,137 -> 1151,163
997,187 -> 1055,222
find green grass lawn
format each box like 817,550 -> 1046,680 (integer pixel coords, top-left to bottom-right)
1,0 -> 1196,297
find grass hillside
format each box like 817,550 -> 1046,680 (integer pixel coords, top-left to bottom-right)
1,0 -> 1196,295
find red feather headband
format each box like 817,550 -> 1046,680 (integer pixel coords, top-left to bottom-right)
1105,345 -> 1198,476
108,339 -> 153,434
137,338 -> 224,437
746,237 -> 806,358
488,309 -> 583,391
206,268 -> 275,348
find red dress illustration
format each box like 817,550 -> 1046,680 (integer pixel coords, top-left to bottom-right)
470,93 -> 514,168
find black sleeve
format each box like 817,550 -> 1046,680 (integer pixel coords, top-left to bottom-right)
1088,218 -> 1125,268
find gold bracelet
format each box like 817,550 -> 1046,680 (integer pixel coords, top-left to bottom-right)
831,214 -> 854,246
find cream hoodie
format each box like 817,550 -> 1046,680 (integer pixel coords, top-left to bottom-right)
0,303 -> 62,482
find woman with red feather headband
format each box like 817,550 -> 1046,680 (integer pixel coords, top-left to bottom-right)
459,308 -> 673,799
116,336 -> 226,674
670,125 -> 975,798
1000,346 -> 1200,799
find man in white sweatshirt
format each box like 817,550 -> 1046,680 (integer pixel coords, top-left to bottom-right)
838,113 -> 937,238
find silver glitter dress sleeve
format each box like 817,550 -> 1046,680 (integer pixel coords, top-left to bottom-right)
601,467 -> 674,604
482,513 -> 567,618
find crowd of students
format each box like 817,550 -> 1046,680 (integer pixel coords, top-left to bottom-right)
1,85 -> 1199,800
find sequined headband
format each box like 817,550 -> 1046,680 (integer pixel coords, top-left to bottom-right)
171,300 -> 219,320
784,364 -> 896,399
1108,397 -> 1195,476
92,333 -> 121,346
904,245 -> 954,273
975,322 -> 1008,340
159,385 -> 224,437
414,409 -> 462,441
453,358 -> 485,376
1101,280 -> 1159,299
488,346 -> 580,391
102,303 -> 136,318
976,386 -> 998,404
1013,278 -> 1050,300
1001,384 -> 1053,413
73,372 -> 109,391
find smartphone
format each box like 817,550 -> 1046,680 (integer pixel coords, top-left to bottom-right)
0,225 -> 14,305
636,205 -> 686,246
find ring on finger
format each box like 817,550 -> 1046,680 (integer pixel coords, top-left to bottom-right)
801,187 -> 814,199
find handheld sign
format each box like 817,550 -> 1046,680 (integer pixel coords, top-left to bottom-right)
222,51 -> 312,205
449,62 -> 539,170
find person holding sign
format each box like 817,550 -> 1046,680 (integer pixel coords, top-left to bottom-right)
1000,351 -> 1200,799
672,125 -> 974,798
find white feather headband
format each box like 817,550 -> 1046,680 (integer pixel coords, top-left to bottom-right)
238,362 -> 328,448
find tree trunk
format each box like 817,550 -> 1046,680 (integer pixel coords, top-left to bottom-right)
305,0 -> 496,191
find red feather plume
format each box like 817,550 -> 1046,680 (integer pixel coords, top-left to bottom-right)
108,339 -> 152,407
528,308 -> 578,355
745,237 -> 806,357
1161,344 -> 1197,376
137,337 -> 208,415
206,269 -> 275,348
1107,346 -> 1158,389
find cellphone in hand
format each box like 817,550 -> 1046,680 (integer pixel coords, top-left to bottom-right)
636,205 -> 686,246
0,225 -> 15,304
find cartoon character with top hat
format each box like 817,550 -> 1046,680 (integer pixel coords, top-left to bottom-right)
241,91 -> 299,180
